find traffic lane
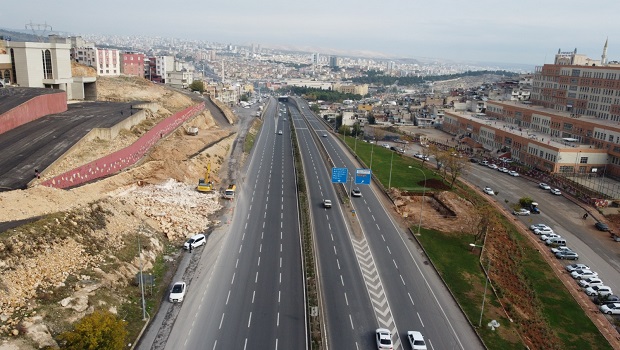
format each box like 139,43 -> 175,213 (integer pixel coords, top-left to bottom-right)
295,126 -> 376,349
468,166 -> 620,288
351,192 -> 474,350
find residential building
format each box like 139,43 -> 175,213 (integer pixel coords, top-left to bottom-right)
167,70 -> 193,89
95,48 -> 120,76
155,56 -> 174,83
121,52 -> 145,77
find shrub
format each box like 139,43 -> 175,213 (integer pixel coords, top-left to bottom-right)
57,310 -> 127,350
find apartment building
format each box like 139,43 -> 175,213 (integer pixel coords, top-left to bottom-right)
167,70 -> 193,89
334,83 -> 369,96
441,41 -> 620,178
95,48 -> 120,76
121,53 -> 145,77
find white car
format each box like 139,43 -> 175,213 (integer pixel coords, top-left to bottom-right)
586,285 -> 613,296
508,171 -> 520,176
551,246 -> 572,254
488,164 -> 498,170
169,281 -> 187,303
483,187 -> 495,195
550,188 -> 562,195
407,331 -> 427,350
579,277 -> 604,288
278,130 -> 283,135
571,269 -> 598,280
322,133 -> 327,137
375,328 -> 393,349
323,199 -> 332,208
540,233 -> 561,241
566,263 -> 590,272
184,234 -> 206,250
600,303 -> 620,315
539,182 -> 551,190
513,208 -> 531,216
534,227 -> 554,235
530,223 -> 549,231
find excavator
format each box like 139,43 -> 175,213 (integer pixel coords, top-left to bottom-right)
197,163 -> 213,192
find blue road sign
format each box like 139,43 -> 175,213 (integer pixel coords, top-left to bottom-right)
331,167 -> 348,183
355,169 -> 372,185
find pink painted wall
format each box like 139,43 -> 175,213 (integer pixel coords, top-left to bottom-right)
0,92 -> 68,135
41,103 -> 205,189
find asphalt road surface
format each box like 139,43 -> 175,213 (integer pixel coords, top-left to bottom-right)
292,98 -> 483,349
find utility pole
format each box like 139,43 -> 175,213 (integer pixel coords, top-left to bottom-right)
138,227 -> 147,321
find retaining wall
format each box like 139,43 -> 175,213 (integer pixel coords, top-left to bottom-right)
41,103 -> 204,189
0,91 -> 68,135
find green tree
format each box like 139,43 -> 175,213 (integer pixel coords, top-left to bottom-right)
240,93 -> 250,102
57,310 -> 128,350
189,80 -> 204,93
310,104 -> 320,114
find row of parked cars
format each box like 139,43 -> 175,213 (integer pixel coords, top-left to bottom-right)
479,160 -> 520,177
529,224 -> 619,313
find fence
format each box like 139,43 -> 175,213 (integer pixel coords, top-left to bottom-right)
41,103 -> 204,189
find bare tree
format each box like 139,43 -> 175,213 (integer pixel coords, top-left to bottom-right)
444,151 -> 470,188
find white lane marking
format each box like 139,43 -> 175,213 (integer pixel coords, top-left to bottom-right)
400,275 -> 406,285
248,312 -> 253,327
259,244 -> 262,253
226,290 -> 231,305
333,246 -> 337,255
258,256 -> 261,266
278,290 -> 281,303
349,314 -> 355,329
255,271 -> 259,283
340,275 -> 344,286
344,292 -> 349,306
387,246 -> 391,255
328,223 -> 331,230
244,338 -> 248,350
381,234 -> 386,241
372,215 -> 376,221
277,312 -> 280,327
235,259 -> 239,268
331,233 -> 334,241
279,257 -> 282,268
279,272 -> 282,284
376,223 -> 380,230
393,259 -> 398,269
252,290 -> 256,303
337,259 -> 341,270
231,273 -> 235,284
408,292 -> 415,306
239,245 -> 243,253
219,313 -> 225,329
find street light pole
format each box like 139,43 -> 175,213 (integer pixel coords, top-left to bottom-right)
370,141 -> 375,170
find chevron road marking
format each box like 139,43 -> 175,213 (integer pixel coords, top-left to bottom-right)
350,235 -> 402,349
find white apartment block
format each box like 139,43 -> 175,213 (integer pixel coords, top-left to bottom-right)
155,56 -> 175,82
167,70 -> 193,89
95,48 -> 120,76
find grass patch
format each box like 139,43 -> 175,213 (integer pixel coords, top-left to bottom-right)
244,118 -> 262,154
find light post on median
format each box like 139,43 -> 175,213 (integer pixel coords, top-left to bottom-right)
409,165 -> 427,235
470,243 -> 490,327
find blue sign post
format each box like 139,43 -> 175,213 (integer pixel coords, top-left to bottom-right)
331,167 -> 348,184
355,169 -> 372,185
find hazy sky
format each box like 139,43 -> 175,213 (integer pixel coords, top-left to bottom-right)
5,0 -> 618,65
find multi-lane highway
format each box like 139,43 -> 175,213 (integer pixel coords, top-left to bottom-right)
290,99 -> 483,349
141,98 -> 307,350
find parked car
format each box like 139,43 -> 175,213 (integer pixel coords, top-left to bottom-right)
600,303 -> 620,315
184,234 -> 206,250
534,227 -> 554,235
571,269 -> 598,280
530,223 -> 549,231
566,263 -> 590,272
595,222 -> 610,231
513,208 -> 531,216
407,331 -> 428,350
488,164 -> 498,170
497,167 -> 509,173
594,295 -> 620,305
375,328 -> 393,349
550,188 -> 562,195
586,285 -> 613,297
540,232 -> 561,241
579,277 -> 604,288
479,160 -> 489,166
483,187 -> 495,195
539,182 -> 551,190
556,251 -> 579,260
508,171 -> 520,177
169,281 -> 187,303
351,187 -> 362,197
551,246 -> 572,254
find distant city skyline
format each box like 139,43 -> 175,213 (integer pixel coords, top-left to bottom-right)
4,0 -> 618,66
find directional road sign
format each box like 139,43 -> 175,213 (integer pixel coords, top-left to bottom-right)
331,167 -> 348,183
355,169 -> 372,185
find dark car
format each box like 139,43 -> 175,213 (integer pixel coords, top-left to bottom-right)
594,294 -> 620,305
351,187 -> 362,197
595,222 -> 610,231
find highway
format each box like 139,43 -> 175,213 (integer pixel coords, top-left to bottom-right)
288,104 -> 378,348
149,98 -> 307,349
290,99 -> 483,349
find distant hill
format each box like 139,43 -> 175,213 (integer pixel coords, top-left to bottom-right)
0,28 -> 50,43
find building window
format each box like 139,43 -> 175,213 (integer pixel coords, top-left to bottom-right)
42,50 -> 53,79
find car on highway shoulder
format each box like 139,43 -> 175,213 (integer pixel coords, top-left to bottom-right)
579,277 -> 604,288
595,222 -> 610,231
351,187 -> 362,197
539,182 -> 551,190
534,227 -> 554,235
483,187 -> 495,195
600,303 -> 620,315
586,285 -> 613,297
566,263 -> 590,272
540,232 -> 561,241
184,233 -> 206,250
550,188 -> 562,195
594,295 -> 620,305
169,281 -> 187,303
556,251 -> 579,260
551,246 -> 572,254
530,223 -> 549,231
513,208 -> 531,216
375,328 -> 393,349
407,331 -> 427,350
508,170 -> 520,176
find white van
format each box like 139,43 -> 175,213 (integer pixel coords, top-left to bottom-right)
184,234 -> 206,249
545,237 -> 567,246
